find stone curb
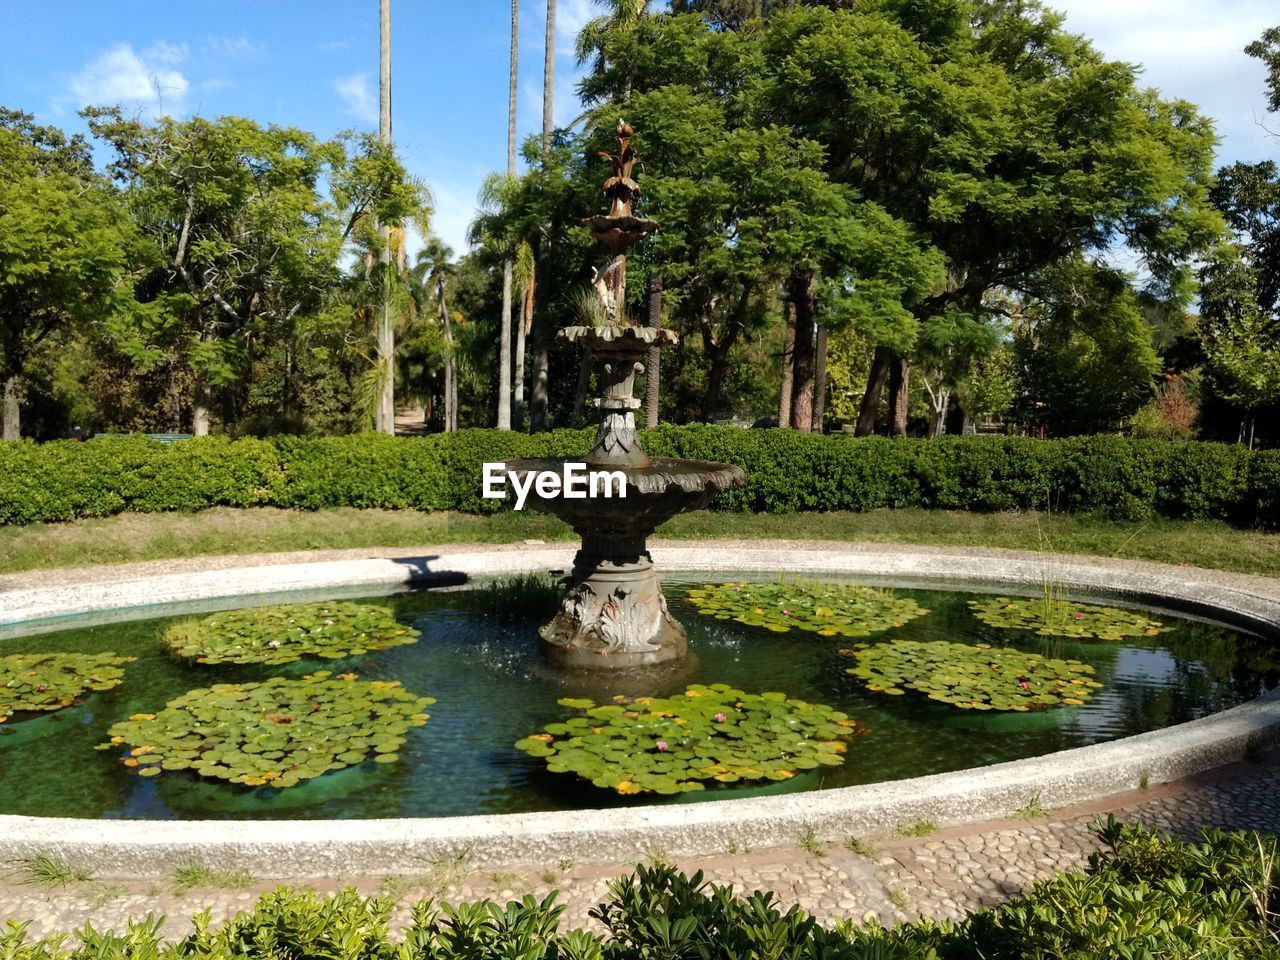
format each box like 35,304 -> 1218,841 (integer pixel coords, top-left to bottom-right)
1,545 -> 1277,878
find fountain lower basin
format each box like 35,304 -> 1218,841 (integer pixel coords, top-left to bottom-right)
503,456 -> 746,668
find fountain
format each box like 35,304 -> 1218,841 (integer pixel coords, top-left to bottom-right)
504,121 -> 746,669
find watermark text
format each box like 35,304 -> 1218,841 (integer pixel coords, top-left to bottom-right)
482,462 -> 626,510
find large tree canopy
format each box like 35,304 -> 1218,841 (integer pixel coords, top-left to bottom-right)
0,109 -> 138,439
85,109 -> 421,434
565,0 -> 1221,434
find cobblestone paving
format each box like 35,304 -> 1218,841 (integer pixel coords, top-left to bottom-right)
3,756 -> 1278,941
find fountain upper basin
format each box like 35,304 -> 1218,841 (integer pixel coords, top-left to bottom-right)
501,457 -> 746,530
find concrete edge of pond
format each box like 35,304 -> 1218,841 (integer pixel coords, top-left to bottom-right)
1,544 -> 1277,879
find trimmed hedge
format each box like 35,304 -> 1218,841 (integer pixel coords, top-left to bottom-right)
0,427 -> 1276,528
4,822 -> 1279,959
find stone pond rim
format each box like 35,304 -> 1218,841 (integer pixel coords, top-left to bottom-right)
1,544 -> 1278,877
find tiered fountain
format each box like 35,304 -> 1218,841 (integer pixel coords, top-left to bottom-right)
505,122 -> 746,669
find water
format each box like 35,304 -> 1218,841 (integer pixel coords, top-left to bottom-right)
1,576 -> 1275,820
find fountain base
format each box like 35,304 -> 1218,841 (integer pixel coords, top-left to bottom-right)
540,543 -> 687,668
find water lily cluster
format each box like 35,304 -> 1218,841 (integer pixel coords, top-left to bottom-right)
968,597 -> 1168,641
163,601 -> 420,666
97,672 -> 433,787
684,581 -> 929,637
0,652 -> 135,722
844,639 -> 1103,711
515,683 -> 866,795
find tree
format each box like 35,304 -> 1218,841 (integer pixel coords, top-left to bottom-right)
0,111 -> 136,439
529,0 -> 558,431
87,110 -> 420,435
757,1 -> 1220,435
375,0 -> 396,434
497,0 -> 519,431
1198,244 -> 1280,447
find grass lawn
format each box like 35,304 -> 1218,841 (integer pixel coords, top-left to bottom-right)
0,507 -> 1276,577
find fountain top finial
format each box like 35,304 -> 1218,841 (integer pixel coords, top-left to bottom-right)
599,120 -> 639,219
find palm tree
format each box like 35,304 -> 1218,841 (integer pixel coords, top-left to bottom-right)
497,0 -> 519,430
529,0 -> 556,430
375,0 -> 395,434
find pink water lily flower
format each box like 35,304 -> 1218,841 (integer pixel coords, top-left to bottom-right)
267,640 -> 282,649
35,684 -> 47,692
714,712 -> 727,723
782,609 -> 792,616
655,740 -> 669,752
1073,613 -> 1084,621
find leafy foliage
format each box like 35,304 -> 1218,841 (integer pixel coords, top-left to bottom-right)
968,597 -> 1168,641
683,580 -> 928,636
163,601 -> 420,666
0,429 -> 1277,528
0,653 -> 134,722
467,573 -> 563,622
844,639 -> 1103,711
97,672 -> 433,788
515,684 -> 865,795
3,822 -> 1280,958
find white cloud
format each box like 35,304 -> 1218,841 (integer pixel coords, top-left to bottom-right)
204,35 -> 263,58
335,72 -> 379,127
63,42 -> 190,116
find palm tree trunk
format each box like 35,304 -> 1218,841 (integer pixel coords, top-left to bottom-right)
514,284 -> 529,428
778,302 -> 794,428
497,0 -> 518,431
375,0 -> 396,435
645,273 -> 662,429
530,0 -> 557,431
811,326 -> 827,434
542,0 -> 556,158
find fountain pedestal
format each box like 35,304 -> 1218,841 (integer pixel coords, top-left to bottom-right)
502,121 -> 746,670
505,327 -> 744,669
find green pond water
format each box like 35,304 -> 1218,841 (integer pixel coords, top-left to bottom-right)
1,576 -> 1276,820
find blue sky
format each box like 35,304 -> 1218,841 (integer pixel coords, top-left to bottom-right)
3,1 -> 1276,255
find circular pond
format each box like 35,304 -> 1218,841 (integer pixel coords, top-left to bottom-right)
1,573 -> 1276,821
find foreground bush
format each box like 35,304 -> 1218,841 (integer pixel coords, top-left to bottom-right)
4,822 -> 1278,959
0,428 -> 1277,528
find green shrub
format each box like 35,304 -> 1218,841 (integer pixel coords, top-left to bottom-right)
2,823 -> 1276,959
0,429 -> 1276,529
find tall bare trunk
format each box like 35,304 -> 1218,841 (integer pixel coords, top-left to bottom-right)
530,0 -> 557,431
542,0 -> 556,158
788,271 -> 815,432
811,326 -> 828,434
375,0 -> 396,435
855,346 -> 892,437
889,355 -> 910,437
514,283 -> 529,427
645,273 -> 662,429
192,372 -> 211,436
778,302 -> 795,429
497,0 -> 519,431
2,375 -> 20,441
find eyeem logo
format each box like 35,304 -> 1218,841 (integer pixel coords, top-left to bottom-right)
482,462 -> 627,511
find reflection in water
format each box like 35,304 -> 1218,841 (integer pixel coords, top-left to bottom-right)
1,578 -> 1275,820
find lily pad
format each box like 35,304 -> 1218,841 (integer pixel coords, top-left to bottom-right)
0,653 -> 135,722
163,601 -> 420,666
97,672 -> 434,787
968,597 -> 1169,641
516,683 -> 868,795
683,581 -> 929,638
844,639 -> 1103,711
